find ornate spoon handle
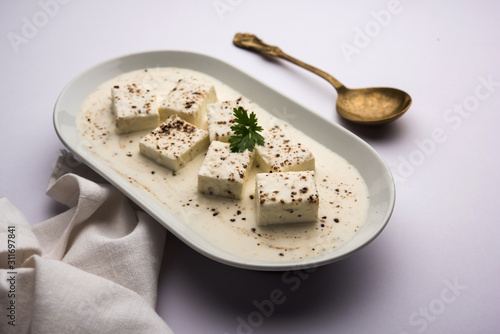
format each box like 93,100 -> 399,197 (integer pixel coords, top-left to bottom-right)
233,33 -> 345,90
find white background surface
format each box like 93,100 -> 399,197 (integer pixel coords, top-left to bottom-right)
1,0 -> 499,333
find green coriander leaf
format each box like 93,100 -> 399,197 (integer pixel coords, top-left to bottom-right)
229,107 -> 265,153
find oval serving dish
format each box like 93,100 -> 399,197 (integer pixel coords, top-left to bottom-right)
53,51 -> 395,271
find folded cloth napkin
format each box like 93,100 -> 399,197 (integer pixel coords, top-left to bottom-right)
0,152 -> 173,333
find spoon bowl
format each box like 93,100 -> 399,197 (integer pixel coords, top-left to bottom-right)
233,33 -> 412,126
336,86 -> 412,125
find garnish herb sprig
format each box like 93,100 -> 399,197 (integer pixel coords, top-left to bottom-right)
228,107 -> 265,153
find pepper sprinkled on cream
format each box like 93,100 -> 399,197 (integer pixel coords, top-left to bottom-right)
77,67 -> 370,261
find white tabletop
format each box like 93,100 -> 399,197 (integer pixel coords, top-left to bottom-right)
1,1 -> 499,333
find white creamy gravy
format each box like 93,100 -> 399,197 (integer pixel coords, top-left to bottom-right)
77,68 -> 370,262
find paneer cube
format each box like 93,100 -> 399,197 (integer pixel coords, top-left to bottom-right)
111,83 -> 159,134
255,171 -> 319,226
255,125 -> 315,173
139,115 -> 209,171
198,141 -> 253,199
206,99 -> 250,142
159,78 -> 217,127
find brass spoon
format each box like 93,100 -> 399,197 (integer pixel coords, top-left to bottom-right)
233,33 -> 412,125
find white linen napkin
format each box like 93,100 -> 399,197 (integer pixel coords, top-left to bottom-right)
0,152 -> 173,333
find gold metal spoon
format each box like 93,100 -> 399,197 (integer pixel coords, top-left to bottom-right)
233,33 -> 412,125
